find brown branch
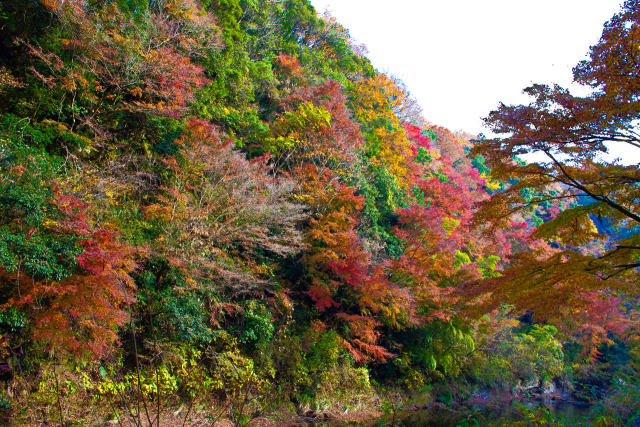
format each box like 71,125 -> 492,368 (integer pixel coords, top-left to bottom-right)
544,150 -> 640,224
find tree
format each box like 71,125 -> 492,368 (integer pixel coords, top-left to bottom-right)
0,191 -> 137,360
143,117 -> 307,293
470,0 -> 640,334
265,79 -> 362,173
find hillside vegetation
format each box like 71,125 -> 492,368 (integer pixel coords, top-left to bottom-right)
0,0 -> 639,425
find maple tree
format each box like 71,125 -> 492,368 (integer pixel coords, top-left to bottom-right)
0,145 -> 136,359
296,157 -> 408,361
470,0 -> 640,326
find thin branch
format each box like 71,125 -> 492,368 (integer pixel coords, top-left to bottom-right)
544,150 -> 640,224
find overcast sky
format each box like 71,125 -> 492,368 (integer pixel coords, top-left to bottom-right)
309,0 -> 623,136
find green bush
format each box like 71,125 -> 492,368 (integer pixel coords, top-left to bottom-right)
236,300 -> 275,352
470,324 -> 565,390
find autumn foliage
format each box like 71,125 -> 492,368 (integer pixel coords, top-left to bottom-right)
0,192 -> 136,359
0,0 -> 639,423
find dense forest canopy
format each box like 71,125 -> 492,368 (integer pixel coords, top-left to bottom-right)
0,0 -> 638,424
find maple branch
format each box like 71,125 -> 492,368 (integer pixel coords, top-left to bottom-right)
480,192 -> 587,224
543,150 -> 640,224
613,262 -> 640,270
600,244 -> 640,259
603,262 -> 640,280
571,133 -> 640,150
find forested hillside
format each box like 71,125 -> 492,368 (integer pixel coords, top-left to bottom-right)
0,0 -> 638,425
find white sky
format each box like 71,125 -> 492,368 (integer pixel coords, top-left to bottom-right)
309,0 -> 623,135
